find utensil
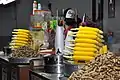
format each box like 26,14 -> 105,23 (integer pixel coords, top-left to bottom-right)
30,58 -> 44,70
44,54 -> 64,74
44,64 -> 64,74
44,54 -> 63,65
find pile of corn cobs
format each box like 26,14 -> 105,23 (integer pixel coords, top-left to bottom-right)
68,52 -> 120,80
12,46 -> 39,58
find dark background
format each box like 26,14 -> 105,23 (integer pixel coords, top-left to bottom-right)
0,0 -> 120,50
0,0 -> 33,50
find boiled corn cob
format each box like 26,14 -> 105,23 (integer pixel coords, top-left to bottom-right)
9,43 -> 27,46
64,55 -> 94,61
13,29 -> 30,33
64,50 -> 97,56
69,43 -> 99,49
12,32 -> 31,36
12,37 -> 29,41
12,35 -> 31,38
66,46 -> 98,52
71,26 -> 103,34
69,31 -> 103,38
11,40 -> 29,44
69,34 -> 103,42
68,38 -> 99,45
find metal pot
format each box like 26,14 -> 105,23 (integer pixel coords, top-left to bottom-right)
30,58 -> 44,70
44,64 -> 64,74
44,54 -> 64,74
44,54 -> 63,65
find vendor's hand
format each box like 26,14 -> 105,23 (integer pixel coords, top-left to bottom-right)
80,22 -> 87,26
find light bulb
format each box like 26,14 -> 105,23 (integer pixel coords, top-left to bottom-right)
0,0 -> 2,4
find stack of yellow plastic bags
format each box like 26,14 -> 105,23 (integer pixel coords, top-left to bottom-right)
9,29 -> 32,49
64,26 -> 108,64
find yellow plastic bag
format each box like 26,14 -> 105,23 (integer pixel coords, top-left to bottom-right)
102,45 -> 108,54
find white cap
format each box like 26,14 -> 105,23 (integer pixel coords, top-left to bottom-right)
65,9 -> 75,19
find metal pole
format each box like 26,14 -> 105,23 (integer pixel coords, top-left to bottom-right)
13,1 -> 17,28
108,0 -> 115,18
92,0 -> 96,22
98,0 -> 104,20
98,0 -> 104,31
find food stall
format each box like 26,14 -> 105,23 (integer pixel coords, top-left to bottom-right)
0,0 -> 119,80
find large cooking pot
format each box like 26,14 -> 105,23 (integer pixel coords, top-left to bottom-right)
44,54 -> 64,74
44,64 -> 64,74
44,54 -> 63,65
30,58 -> 44,70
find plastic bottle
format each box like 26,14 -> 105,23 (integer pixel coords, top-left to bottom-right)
38,2 -> 42,10
33,0 -> 37,14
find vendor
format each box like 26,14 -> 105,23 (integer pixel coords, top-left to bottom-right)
64,8 -> 82,37
64,8 -> 82,55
